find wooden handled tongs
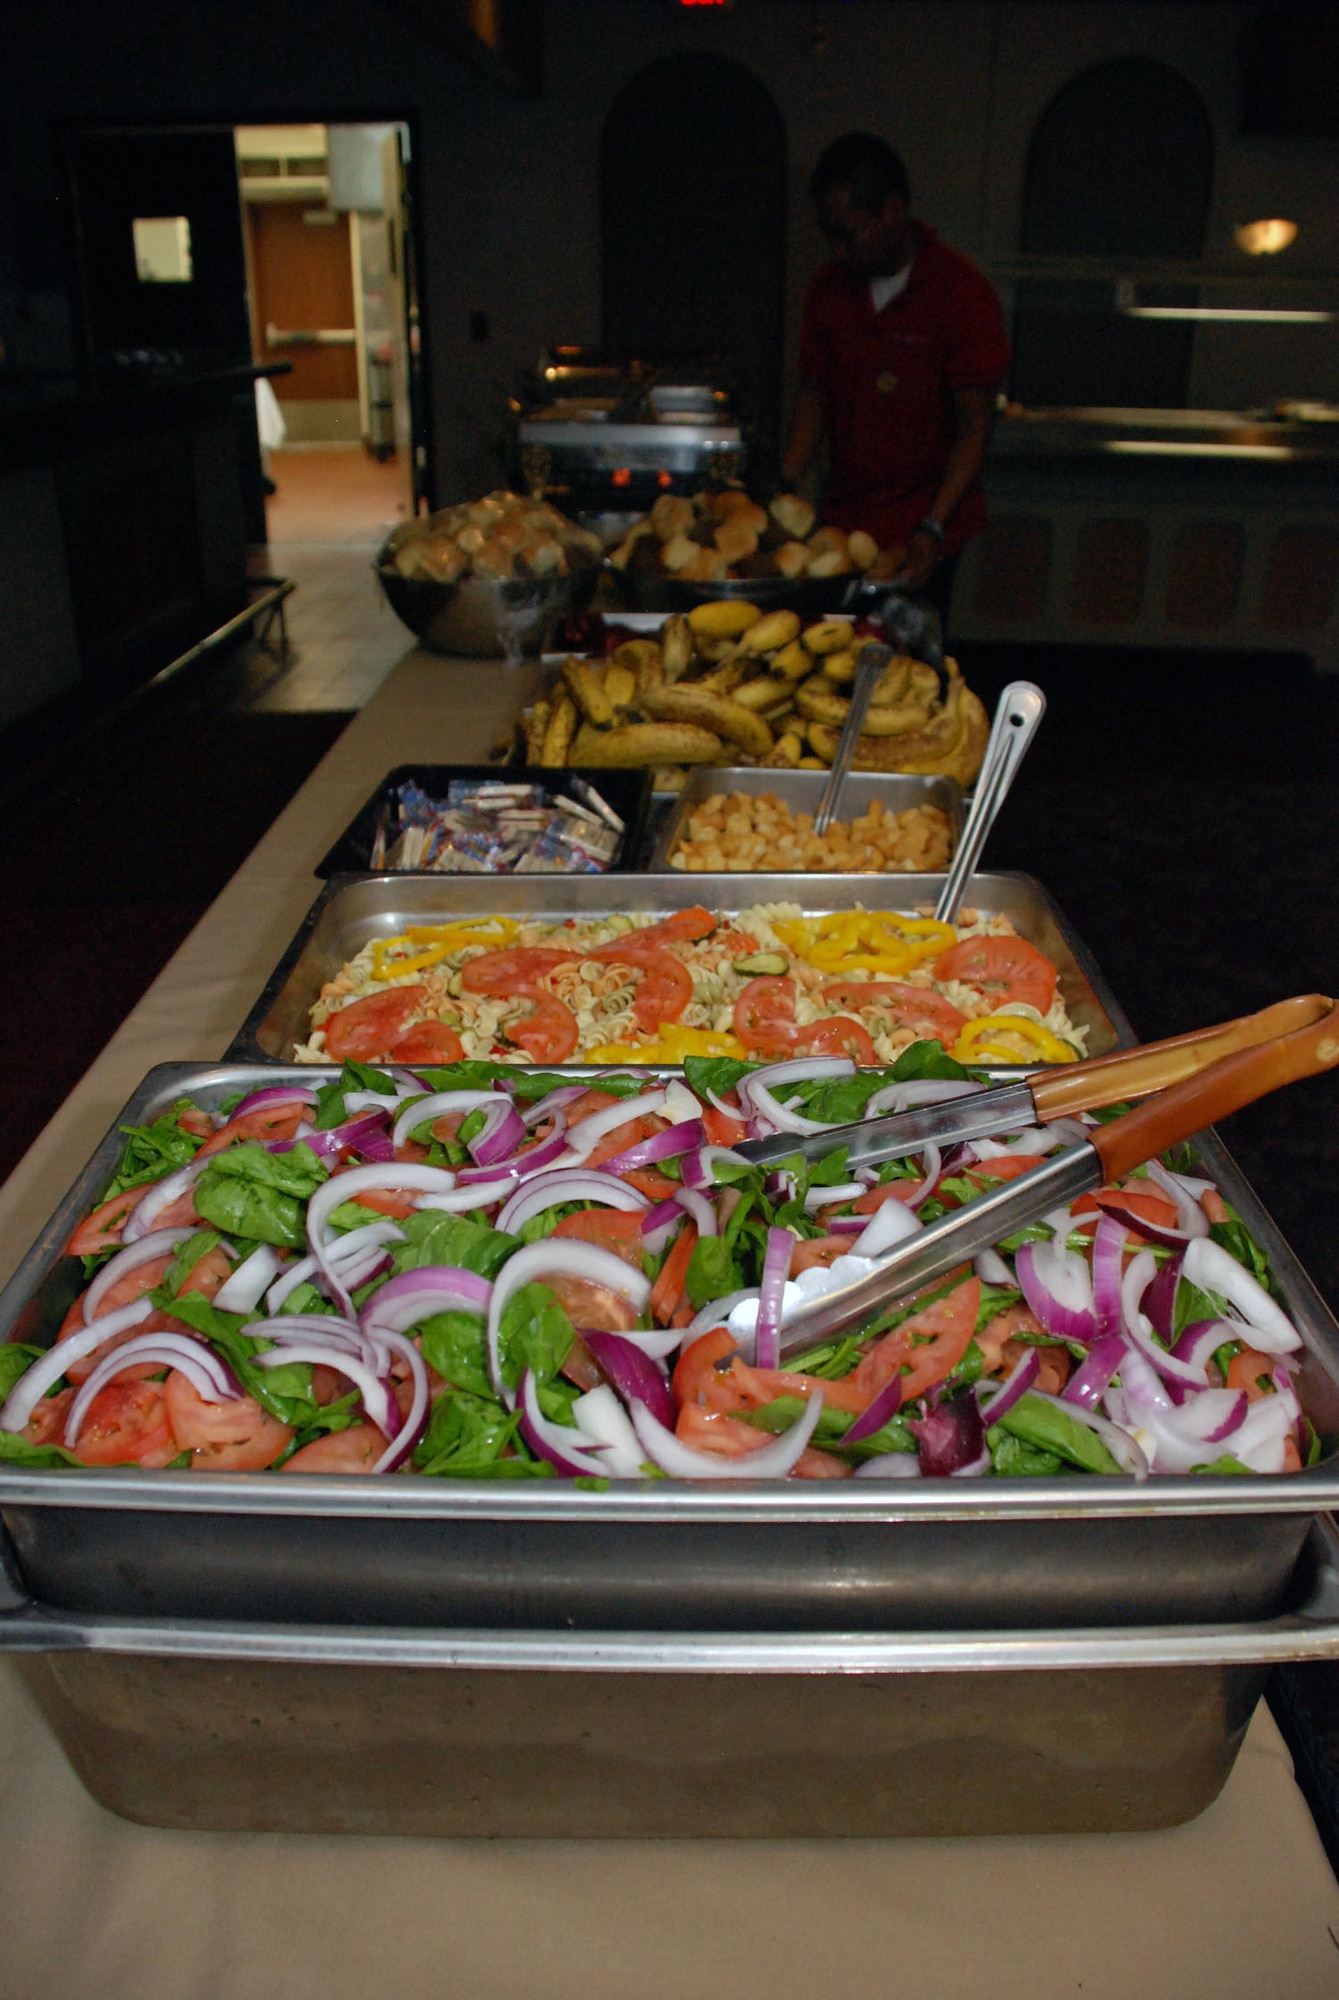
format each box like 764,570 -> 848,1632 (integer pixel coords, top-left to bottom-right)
771,993 -> 1339,1361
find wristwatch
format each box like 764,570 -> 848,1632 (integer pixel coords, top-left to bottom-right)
916,516 -> 946,544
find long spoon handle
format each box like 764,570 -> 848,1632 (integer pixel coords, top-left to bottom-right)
813,643 -> 893,835
934,680 -> 1046,924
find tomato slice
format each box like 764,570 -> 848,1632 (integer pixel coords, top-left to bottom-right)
551,1207 -> 646,1264
592,908 -> 715,956
852,1274 -> 980,1408
564,1089 -> 628,1128
70,1378 -> 179,1468
196,1104 -> 308,1157
461,948 -> 578,996
932,936 -> 1057,1015
392,1020 -> 465,1064
324,986 -> 428,1061
544,1272 -> 639,1334
164,1371 -> 295,1471
733,975 -> 802,1054
626,950 -> 694,1032
281,1424 -> 389,1473
65,1186 -> 147,1258
702,1103 -> 746,1148
796,1016 -> 877,1063
507,994 -> 579,1063
820,981 -> 967,1044
581,1114 -> 663,1170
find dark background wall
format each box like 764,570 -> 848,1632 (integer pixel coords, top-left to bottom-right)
3,2 -> 1337,502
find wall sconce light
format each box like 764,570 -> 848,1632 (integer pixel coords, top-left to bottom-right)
1234,218 -> 1299,256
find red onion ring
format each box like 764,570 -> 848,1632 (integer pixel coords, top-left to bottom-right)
754,1227 -> 793,1370
122,1156 -> 209,1242
360,1264 -> 493,1334
629,1386 -> 825,1480
212,1244 -> 287,1314
235,1085 -> 318,1117
976,1345 -> 1040,1431
581,1329 -> 677,1430
82,1226 -> 196,1322
597,1118 -> 704,1176
253,1343 -> 401,1441
63,1333 -> 242,1447
516,1366 -> 615,1476
390,1089 -> 500,1151
0,1298 -> 156,1433
494,1168 -> 649,1237
842,1372 -> 903,1444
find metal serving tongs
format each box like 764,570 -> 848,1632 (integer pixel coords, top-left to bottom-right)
934,680 -> 1046,925
736,991 -> 1335,1174
772,992 -> 1339,1362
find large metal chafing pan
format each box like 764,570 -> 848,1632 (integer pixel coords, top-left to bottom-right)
4,1514 -> 1339,1836
648,765 -> 964,871
2,1063 -> 1339,1641
224,869 -> 1129,1066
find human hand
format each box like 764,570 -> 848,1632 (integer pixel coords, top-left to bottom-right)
891,527 -> 941,592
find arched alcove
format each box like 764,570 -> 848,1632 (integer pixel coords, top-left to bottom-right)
601,53 -> 786,464
1011,57 -> 1215,407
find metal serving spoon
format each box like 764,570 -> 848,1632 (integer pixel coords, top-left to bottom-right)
813,641 -> 893,836
933,680 -> 1046,924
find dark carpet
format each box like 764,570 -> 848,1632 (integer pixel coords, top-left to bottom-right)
0,681 -> 349,1182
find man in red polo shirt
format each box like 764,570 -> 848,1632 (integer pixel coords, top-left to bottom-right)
781,134 -> 1008,622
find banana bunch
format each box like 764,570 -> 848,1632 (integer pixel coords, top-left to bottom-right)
520,602 -> 989,790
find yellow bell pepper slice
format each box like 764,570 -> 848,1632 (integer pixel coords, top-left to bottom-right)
370,917 -> 521,981
952,1015 -> 1078,1064
585,1024 -> 747,1066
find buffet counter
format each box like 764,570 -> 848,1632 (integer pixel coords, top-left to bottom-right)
0,646 -> 1338,1998
957,407 -> 1339,669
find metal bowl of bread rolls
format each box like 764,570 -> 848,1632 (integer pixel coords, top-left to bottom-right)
376,492 -> 603,658
606,487 -> 902,615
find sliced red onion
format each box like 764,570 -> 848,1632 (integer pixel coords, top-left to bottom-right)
1016,1238 -> 1098,1345
829,1214 -> 873,1236
568,1384 -> 650,1478
1119,1245 -> 1213,1389
1027,1387 -> 1149,1478
1063,1332 -> 1127,1410
468,1097 -> 527,1168
1104,1384 -> 1250,1473
970,1128 -> 1066,1162
265,1219 -> 404,1315
64,1334 -> 243,1447
520,1083 -> 591,1127
907,1395 -> 987,1476
861,1078 -> 985,1120
581,1329 -> 677,1430
598,1118 -> 704,1176
368,1326 -> 430,1473
495,1168 -> 649,1237
640,1199 -> 686,1259
977,1346 -> 1040,1429
516,1367 -> 615,1476
235,1085 -> 318,1117
853,1452 -> 923,1478
456,1115 -> 570,1184
684,1289 -> 759,1341
1116,1342 -> 1176,1411
307,1165 -> 457,1314
738,1057 -> 854,1135
680,1145 -> 753,1190
253,1343 -> 400,1440
1172,1318 -> 1238,1374
1140,1246 -> 1184,1342
213,1243 -> 287,1315
82,1226 -> 196,1322
974,1245 -> 1015,1287
629,1386 -> 825,1479
486,1241 -> 652,1403
1226,1390 -> 1298,1474
754,1228 -> 794,1371
854,1193 -> 924,1259
390,1089 -> 500,1151
804,1181 -> 867,1213
359,1264 -> 492,1335
1145,1159 -> 1211,1239
1179,1237 -> 1302,1354
260,1314 -> 383,1373
564,1090 -> 671,1160
122,1157 -> 209,1242
843,1373 -> 903,1445
0,1298 -> 156,1433
1090,1212 -> 1127,1335
671,1186 -> 717,1238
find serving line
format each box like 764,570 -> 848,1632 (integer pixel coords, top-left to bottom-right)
0,646 -> 1337,1986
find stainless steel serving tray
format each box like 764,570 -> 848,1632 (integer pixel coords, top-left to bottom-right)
648,766 -> 965,872
5,1516 -> 1339,1836
224,869 -> 1129,1067
2,1062 -> 1339,1639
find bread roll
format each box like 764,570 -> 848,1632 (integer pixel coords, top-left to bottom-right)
807,526 -> 849,560
774,540 -> 813,578
847,529 -> 879,570
678,546 -> 728,582
769,492 -> 816,541
714,516 -> 761,566
650,494 -> 695,542
661,532 -> 700,573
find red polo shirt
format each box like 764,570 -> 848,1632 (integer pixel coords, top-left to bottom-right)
797,223 -> 1008,555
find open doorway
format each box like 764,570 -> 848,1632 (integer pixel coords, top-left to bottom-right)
236,122 -> 424,547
